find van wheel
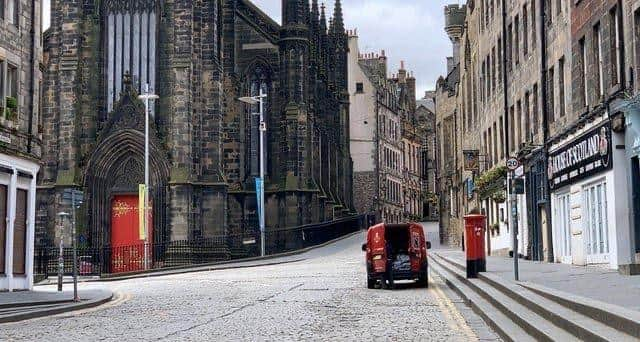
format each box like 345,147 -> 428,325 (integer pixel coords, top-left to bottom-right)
367,277 -> 375,289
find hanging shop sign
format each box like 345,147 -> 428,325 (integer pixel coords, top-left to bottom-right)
548,122 -> 612,189
463,150 -> 480,172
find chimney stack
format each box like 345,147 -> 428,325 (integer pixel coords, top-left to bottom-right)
398,60 -> 407,84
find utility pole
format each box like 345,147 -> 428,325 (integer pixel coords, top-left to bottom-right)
507,158 -> 520,281
138,84 -> 159,269
239,88 -> 268,257
71,192 -> 78,302
510,171 -> 520,281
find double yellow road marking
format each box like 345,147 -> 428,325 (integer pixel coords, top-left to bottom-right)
430,269 -> 479,341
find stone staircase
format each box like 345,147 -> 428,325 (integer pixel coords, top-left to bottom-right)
430,252 -> 640,341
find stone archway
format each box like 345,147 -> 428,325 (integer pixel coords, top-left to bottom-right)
84,129 -> 170,251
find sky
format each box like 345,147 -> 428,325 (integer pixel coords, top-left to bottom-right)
42,0 -> 454,97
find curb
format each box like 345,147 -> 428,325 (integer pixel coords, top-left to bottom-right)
37,229 -> 365,284
0,290 -> 113,324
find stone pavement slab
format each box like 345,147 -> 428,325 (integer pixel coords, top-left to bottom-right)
434,249 -> 640,312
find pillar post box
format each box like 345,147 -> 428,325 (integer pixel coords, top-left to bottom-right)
464,214 -> 487,278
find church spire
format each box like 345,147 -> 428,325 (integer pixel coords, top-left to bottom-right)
332,0 -> 345,35
311,0 -> 320,28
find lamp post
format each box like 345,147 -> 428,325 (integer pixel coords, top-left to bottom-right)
56,212 -> 68,293
138,84 -> 159,269
239,88 -> 267,257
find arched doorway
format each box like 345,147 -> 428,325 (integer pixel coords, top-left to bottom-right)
85,130 -> 170,273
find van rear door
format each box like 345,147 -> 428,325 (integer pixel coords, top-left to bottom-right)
368,224 -> 386,273
409,224 -> 425,271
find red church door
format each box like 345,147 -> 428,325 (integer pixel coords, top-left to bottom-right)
110,195 -> 152,273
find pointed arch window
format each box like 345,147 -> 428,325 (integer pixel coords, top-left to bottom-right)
247,66 -> 271,177
105,1 -> 158,112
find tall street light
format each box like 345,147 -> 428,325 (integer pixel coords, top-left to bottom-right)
239,88 -> 267,257
138,84 -> 159,269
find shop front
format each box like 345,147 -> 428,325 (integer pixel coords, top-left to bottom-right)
0,152 -> 39,291
625,106 -> 640,274
548,116 -> 631,270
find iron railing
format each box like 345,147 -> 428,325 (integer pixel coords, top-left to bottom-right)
34,214 -> 369,278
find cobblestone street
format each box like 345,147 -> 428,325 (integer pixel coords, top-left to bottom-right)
0,232 -> 497,341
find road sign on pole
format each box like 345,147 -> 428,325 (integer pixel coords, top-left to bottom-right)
506,158 -> 520,171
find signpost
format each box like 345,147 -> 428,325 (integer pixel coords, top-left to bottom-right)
506,158 -> 520,281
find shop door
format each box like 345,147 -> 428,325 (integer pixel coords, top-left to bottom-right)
0,185 -> 6,274
583,182 -> 610,264
110,195 -> 152,273
632,157 -> 640,253
13,189 -> 27,275
555,193 -> 572,264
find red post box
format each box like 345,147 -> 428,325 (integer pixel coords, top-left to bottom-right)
464,214 -> 487,278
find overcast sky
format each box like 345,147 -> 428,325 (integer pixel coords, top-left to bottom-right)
43,0 -> 454,97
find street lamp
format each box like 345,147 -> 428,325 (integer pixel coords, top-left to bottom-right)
238,88 -> 267,257
138,84 -> 159,270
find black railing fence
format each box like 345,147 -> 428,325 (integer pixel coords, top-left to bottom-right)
34,214 -> 370,278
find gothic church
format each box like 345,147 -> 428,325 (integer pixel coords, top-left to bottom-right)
37,0 -> 354,251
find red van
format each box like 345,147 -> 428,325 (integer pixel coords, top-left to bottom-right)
362,223 -> 431,289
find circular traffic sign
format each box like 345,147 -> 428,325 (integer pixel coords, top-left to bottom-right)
506,158 -> 520,171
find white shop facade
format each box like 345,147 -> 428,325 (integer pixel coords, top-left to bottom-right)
548,114 -> 631,270
0,151 -> 39,291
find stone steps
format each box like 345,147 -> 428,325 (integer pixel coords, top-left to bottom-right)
430,253 -> 639,341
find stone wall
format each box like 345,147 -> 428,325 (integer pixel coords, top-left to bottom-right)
353,171 -> 376,214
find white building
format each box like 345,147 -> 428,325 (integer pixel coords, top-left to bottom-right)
548,114 -> 631,270
0,157 -> 39,291
0,0 -> 43,290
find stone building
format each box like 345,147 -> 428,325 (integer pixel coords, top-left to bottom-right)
435,0 -> 569,259
393,67 -> 421,222
348,31 -> 424,223
0,0 -> 42,290
546,0 -> 636,272
416,92 -> 438,221
436,0 -> 639,272
37,0 -> 354,259
435,4 -> 465,247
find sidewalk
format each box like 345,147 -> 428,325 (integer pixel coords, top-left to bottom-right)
0,288 -> 113,323
433,249 -> 640,312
